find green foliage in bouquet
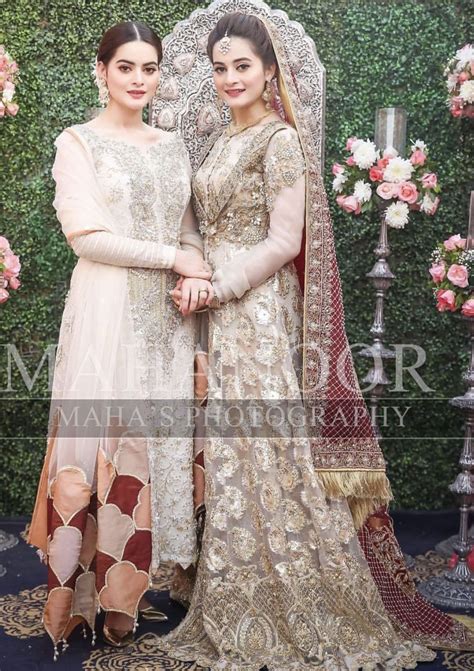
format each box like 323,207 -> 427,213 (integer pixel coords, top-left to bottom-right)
0,0 -> 472,515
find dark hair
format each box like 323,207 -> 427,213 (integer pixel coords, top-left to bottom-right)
97,21 -> 162,66
207,13 -> 276,68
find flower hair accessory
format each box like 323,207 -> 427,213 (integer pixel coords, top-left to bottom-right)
218,31 -> 231,54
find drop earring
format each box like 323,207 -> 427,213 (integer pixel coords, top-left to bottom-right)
98,77 -> 110,107
262,80 -> 272,110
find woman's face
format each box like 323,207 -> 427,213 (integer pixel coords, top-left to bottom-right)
97,40 -> 160,111
212,36 -> 275,112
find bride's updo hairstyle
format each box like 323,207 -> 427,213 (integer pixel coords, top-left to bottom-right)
207,12 -> 277,69
97,21 -> 163,65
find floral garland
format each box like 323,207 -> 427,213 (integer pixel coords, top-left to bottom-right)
332,138 -> 440,229
444,43 -> 474,118
0,45 -> 19,118
0,237 -> 21,303
429,234 -> 474,315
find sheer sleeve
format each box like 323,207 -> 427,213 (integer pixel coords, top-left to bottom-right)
180,200 -> 204,258
70,231 -> 176,269
60,131 -> 202,269
211,126 -> 306,303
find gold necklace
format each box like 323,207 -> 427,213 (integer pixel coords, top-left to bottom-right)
226,110 -> 274,138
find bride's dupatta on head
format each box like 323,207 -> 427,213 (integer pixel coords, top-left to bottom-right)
152,0 -> 474,650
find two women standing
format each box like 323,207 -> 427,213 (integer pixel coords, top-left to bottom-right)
28,4 -> 472,669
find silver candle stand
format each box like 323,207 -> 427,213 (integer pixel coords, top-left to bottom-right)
419,192 -> 474,609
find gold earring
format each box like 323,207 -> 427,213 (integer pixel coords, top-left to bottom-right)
98,77 -> 109,107
262,80 -> 272,110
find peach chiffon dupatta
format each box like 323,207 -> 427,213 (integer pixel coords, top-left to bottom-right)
28,128 -> 152,652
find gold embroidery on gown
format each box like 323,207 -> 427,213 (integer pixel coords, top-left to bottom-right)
158,121 -> 435,669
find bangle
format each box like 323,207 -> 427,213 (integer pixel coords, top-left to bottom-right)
209,284 -> 221,309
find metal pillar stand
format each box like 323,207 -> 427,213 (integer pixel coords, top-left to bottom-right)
419,193 -> 474,608
358,214 -> 415,569
418,316 -> 474,609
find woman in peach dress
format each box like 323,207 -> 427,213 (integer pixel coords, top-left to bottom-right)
28,21 -> 211,657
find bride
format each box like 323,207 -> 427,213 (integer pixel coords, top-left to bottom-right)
157,7 -> 472,669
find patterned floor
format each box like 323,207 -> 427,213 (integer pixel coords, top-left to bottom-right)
0,516 -> 473,670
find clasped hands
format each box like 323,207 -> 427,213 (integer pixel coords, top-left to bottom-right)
171,250 -> 214,316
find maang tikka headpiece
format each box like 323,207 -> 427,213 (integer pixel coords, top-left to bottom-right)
218,30 -> 231,54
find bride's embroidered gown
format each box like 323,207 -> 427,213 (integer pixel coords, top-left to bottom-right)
158,120 -> 435,669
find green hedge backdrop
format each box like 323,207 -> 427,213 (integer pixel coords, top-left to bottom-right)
0,0 -> 472,516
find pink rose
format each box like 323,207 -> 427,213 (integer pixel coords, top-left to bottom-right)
332,162 -> 345,176
377,157 -> 390,170
369,166 -> 384,182
345,156 -> 356,167
447,264 -> 469,288
337,195 -> 361,215
436,289 -> 456,312
0,237 -> 10,250
427,196 -> 440,215
376,182 -> 398,200
345,136 -> 358,151
461,298 -> 474,317
8,276 -> 20,290
6,103 -> 19,117
398,181 -> 419,204
0,288 -> 9,304
2,253 -> 21,279
458,72 -> 469,83
410,149 -> 426,166
429,262 -> 446,284
421,172 -> 437,189
444,234 -> 466,251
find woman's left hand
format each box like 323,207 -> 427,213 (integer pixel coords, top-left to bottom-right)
171,277 -> 214,315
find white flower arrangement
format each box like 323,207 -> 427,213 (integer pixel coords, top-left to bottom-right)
444,43 -> 474,118
332,136 -> 441,228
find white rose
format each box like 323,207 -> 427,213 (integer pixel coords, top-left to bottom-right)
332,172 -> 347,193
353,180 -> 372,203
385,201 -> 409,229
352,140 -> 378,169
350,139 -> 363,152
410,139 -> 427,153
456,44 -> 474,68
460,80 -> 474,104
420,194 -> 435,214
447,73 -> 458,92
2,81 -> 15,103
383,156 -> 413,183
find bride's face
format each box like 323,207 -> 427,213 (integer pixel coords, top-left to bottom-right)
212,36 -> 275,112
97,41 -> 160,111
